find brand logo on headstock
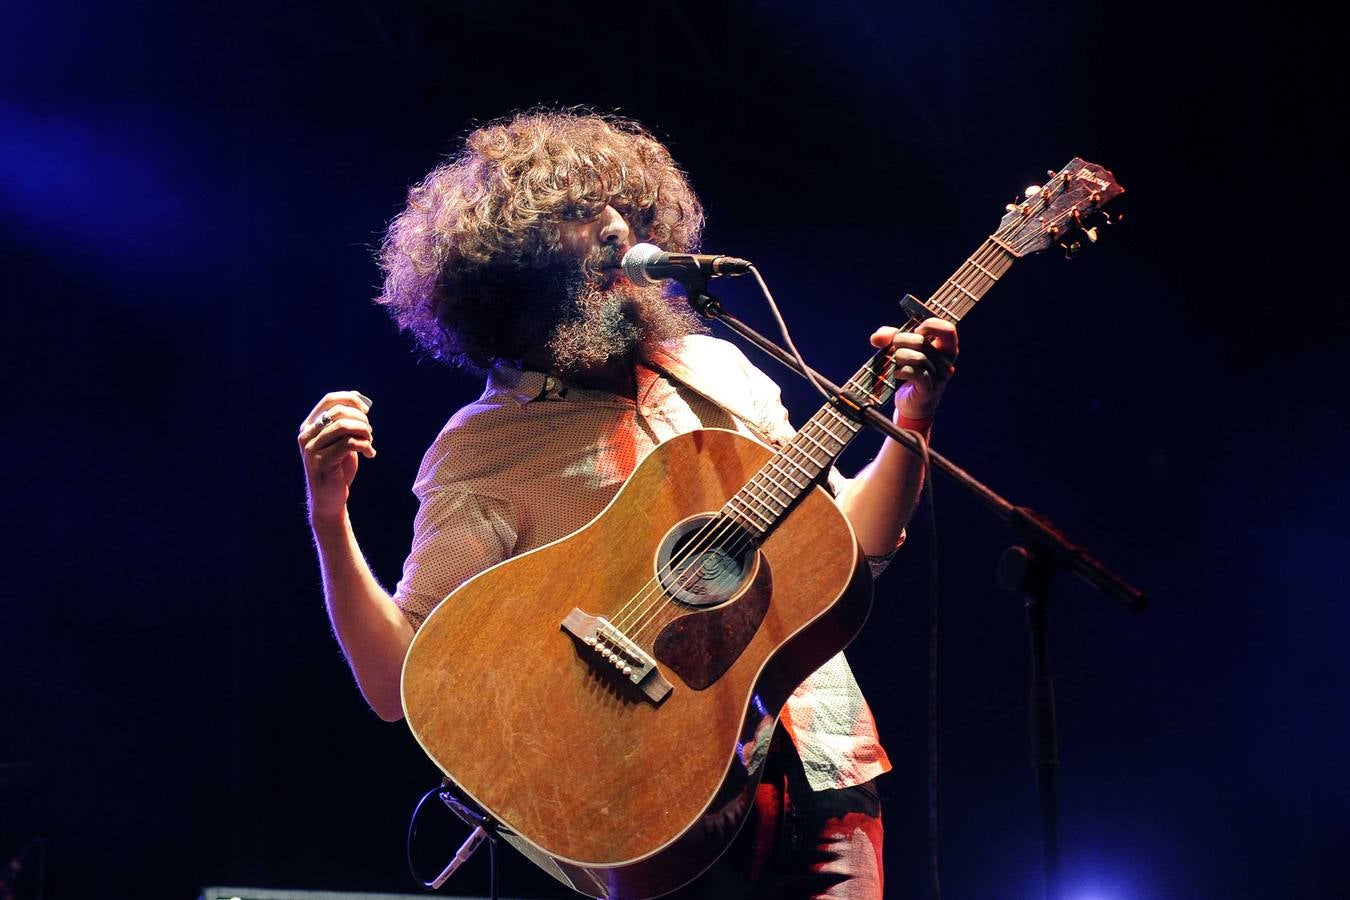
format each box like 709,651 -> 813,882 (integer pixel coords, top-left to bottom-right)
1074,167 -> 1112,191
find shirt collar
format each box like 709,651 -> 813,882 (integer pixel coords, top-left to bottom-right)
482,363 -> 566,405
482,339 -> 713,407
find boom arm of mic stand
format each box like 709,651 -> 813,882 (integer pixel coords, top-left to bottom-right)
687,286 -> 1147,613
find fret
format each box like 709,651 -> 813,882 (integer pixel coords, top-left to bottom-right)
852,359 -> 898,404
945,279 -> 980,304
723,506 -> 766,538
811,411 -> 849,435
849,365 -> 883,401
743,477 -> 787,514
836,379 -> 876,405
783,442 -> 827,472
793,429 -> 837,461
754,474 -> 795,506
967,259 -> 999,280
775,452 -> 817,485
954,264 -> 997,291
727,494 -> 773,529
985,235 -> 1018,261
765,457 -> 808,489
809,413 -> 848,437
749,477 -> 788,511
825,402 -> 862,427
802,424 -> 840,456
987,235 -> 1014,257
816,418 -> 859,447
797,425 -> 841,459
925,295 -> 960,322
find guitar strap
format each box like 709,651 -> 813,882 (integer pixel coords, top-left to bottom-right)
644,346 -> 790,452
646,344 -> 855,509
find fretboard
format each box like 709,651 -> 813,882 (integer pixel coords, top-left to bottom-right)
722,236 -> 1017,538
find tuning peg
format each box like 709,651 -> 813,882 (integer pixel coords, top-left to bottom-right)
1059,240 -> 1083,259
1024,184 -> 1042,199
1084,226 -> 1099,243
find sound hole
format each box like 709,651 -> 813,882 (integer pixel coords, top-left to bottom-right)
655,514 -> 757,608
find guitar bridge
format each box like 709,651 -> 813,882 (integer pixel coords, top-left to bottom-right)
562,609 -> 673,704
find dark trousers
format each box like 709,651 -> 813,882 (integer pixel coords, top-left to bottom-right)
668,736 -> 885,899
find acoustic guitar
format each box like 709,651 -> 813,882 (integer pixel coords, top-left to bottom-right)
402,159 -> 1124,898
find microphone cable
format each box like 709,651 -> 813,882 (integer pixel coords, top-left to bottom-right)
748,266 -> 834,404
747,266 -> 943,899
919,438 -> 943,900
407,781 -> 497,898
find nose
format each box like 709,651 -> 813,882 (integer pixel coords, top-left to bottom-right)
597,204 -> 631,247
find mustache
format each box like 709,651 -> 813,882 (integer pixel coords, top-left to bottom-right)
580,243 -> 625,277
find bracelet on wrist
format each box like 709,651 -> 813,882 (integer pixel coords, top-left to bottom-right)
896,413 -> 934,432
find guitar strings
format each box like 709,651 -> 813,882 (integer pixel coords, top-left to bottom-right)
611,350 -> 890,640
618,225 -> 1025,629
614,383 -> 873,644
613,229 -> 1026,644
617,178 -> 1092,653
618,337 -> 922,644
606,198 -> 1072,650
610,234 -> 1021,646
605,322 -> 907,634
617,352 -> 933,642
611,311 -> 924,642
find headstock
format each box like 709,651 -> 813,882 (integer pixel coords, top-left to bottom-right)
995,159 -> 1124,258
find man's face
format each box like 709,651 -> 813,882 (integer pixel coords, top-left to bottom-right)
557,203 -> 633,271
528,204 -> 699,374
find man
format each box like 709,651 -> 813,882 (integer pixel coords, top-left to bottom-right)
298,110 -> 957,897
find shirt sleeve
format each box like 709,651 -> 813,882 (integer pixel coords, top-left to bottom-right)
392,488 -> 518,630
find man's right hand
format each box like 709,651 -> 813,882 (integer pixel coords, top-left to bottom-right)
299,390 -> 375,522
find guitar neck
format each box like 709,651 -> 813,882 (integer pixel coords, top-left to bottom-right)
722,236 -> 1018,538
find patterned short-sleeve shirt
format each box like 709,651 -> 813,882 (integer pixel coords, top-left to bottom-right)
393,334 -> 892,791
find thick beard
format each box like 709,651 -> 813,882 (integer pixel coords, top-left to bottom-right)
535,246 -> 705,375
545,279 -> 703,374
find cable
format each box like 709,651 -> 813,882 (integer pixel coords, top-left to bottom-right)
918,433 -> 943,900
406,782 -> 496,892
489,838 -> 498,900
406,784 -> 443,886
751,256 -> 946,893
749,266 -> 835,402
749,261 -> 946,896
891,424 -> 944,899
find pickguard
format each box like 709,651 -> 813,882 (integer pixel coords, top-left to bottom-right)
652,555 -> 773,690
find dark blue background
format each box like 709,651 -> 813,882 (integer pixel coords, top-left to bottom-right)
3,2 -> 1345,897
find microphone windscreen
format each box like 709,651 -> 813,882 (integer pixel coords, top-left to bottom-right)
621,243 -> 665,286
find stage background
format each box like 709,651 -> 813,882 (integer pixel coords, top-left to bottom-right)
2,2 -> 1346,897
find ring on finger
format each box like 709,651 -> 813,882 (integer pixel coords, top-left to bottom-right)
316,411 -> 333,429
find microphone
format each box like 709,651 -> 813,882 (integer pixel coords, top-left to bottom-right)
621,243 -> 753,287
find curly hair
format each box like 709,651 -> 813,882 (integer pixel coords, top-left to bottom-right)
376,109 -> 705,369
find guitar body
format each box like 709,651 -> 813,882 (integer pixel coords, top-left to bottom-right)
402,427 -> 874,899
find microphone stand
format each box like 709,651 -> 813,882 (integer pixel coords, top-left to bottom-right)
682,279 -> 1147,900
